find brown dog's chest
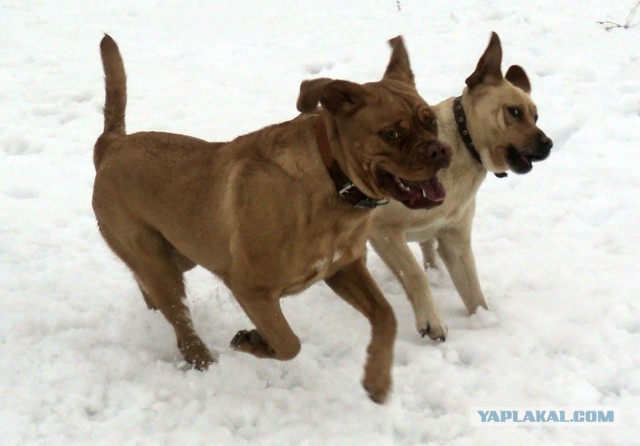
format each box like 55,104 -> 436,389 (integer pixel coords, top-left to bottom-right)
278,210 -> 370,296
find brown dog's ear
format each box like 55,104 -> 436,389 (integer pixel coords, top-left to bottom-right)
297,78 -> 335,113
320,80 -> 368,115
505,65 -> 531,93
383,35 -> 415,86
465,32 -> 503,89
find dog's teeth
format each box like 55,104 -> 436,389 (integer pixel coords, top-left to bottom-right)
394,176 -> 411,192
421,188 -> 426,198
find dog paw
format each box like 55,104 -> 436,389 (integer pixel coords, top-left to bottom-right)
362,373 -> 391,404
419,321 -> 448,342
230,329 -> 274,358
423,260 -> 439,270
177,336 -> 215,370
230,329 -> 263,348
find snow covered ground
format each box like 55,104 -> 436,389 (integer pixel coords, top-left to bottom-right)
1,1 -> 639,444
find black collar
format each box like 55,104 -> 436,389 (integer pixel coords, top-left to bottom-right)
316,116 -> 389,209
453,96 -> 507,179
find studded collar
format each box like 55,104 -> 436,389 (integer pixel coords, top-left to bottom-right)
316,116 -> 389,209
453,96 -> 507,178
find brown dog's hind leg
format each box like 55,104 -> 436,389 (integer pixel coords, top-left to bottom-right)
230,293 -> 301,361
135,279 -> 158,310
325,259 -> 397,404
98,223 -> 214,369
135,246 -> 194,311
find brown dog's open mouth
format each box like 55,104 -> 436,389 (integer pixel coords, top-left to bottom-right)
379,171 -> 446,209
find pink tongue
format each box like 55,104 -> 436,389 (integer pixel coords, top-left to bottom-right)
419,177 -> 446,202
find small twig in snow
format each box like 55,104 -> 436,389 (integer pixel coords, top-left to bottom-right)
597,0 -> 640,31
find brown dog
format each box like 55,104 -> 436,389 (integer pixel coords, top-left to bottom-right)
92,35 -> 450,403
369,32 -> 552,341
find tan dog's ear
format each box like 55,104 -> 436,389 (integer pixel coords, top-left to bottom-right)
505,65 -> 531,93
383,35 -> 415,86
297,78 -> 334,113
465,32 -> 503,89
320,80 -> 368,116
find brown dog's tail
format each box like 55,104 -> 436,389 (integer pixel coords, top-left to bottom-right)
100,34 -> 126,135
95,34 -> 127,168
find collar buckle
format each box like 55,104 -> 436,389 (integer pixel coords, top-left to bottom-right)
355,197 -> 389,209
317,116 -> 390,208
339,182 -> 388,209
338,182 -> 356,197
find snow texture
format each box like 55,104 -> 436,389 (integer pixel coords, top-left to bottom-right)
1,1 -> 639,445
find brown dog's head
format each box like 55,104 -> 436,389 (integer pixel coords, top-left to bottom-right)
297,37 -> 451,209
462,32 -> 552,174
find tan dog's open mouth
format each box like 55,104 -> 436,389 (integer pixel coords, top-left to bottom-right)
378,171 -> 446,209
506,144 -> 550,174
506,146 -> 534,174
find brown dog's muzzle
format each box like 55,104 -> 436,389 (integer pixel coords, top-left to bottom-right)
422,140 -> 452,170
376,139 -> 451,210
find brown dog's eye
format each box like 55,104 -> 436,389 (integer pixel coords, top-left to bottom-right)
534,114 -> 539,123
428,117 -> 437,132
384,130 -> 400,142
508,107 -> 523,119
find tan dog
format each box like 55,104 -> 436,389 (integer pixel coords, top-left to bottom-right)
369,32 -> 552,341
92,35 -> 450,403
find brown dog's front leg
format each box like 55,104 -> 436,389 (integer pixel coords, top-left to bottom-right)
230,293 -> 301,361
325,259 -> 397,404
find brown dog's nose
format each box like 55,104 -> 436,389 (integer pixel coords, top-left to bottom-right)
424,141 -> 451,167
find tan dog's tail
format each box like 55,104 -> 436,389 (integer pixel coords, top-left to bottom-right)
95,34 -> 127,168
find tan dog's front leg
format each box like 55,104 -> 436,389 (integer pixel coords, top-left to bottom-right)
230,293 -> 301,361
437,226 -> 489,314
325,259 -> 397,404
370,233 -> 447,341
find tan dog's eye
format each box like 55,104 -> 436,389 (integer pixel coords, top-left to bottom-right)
384,130 -> 400,142
508,107 -> 523,120
534,114 -> 539,123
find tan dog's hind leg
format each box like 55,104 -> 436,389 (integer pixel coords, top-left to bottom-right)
230,294 -> 301,361
370,233 -> 447,341
98,223 -> 214,369
419,239 -> 438,270
437,226 -> 488,314
325,260 -> 397,404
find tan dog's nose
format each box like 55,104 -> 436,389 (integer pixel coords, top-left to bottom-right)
539,131 -> 553,151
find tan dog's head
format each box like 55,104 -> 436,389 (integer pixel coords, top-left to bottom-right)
297,36 -> 451,209
463,32 -> 553,174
